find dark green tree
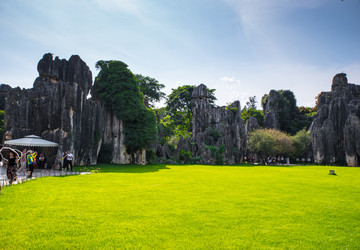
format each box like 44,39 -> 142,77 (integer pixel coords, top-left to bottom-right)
94,60 -> 157,159
242,96 -> 264,126
241,108 -> 264,127
166,85 -> 216,133
292,129 -> 311,159
135,74 -> 165,107
262,90 -> 314,135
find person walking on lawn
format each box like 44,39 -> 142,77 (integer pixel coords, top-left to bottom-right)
66,151 -> 74,171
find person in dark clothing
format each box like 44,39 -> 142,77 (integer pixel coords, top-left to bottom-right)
5,152 -> 18,184
27,150 -> 37,178
66,151 -> 74,171
38,154 -> 47,169
62,152 -> 68,171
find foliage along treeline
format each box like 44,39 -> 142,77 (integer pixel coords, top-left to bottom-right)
160,85 -> 216,146
262,90 -> 315,135
92,59 -> 316,164
248,128 -> 311,162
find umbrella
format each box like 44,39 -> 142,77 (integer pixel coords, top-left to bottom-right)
0,147 -> 22,161
4,135 -> 59,147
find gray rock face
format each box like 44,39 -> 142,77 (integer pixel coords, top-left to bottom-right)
245,116 -> 260,135
4,53 -> 145,167
189,84 -> 246,164
310,73 -> 360,166
0,84 -> 12,110
263,90 -> 281,129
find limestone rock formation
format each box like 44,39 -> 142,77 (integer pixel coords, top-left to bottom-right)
310,73 -> 360,166
0,84 -> 12,110
263,90 -> 281,130
189,84 -> 246,164
3,53 -> 145,167
245,116 -> 260,135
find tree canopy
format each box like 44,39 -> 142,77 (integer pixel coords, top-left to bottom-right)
135,74 -> 165,107
245,96 -> 257,110
241,108 -> 264,127
248,129 -> 294,160
242,96 -> 264,126
94,60 -> 157,155
262,90 -> 315,135
166,85 -> 216,131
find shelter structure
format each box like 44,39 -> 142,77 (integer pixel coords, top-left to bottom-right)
3,135 -> 59,168
4,135 -> 58,147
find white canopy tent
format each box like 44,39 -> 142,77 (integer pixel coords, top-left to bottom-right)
4,135 -> 58,147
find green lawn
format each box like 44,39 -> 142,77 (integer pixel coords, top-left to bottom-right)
1,164 -> 360,249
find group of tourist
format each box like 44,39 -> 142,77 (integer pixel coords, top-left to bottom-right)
1,149 -> 75,184
266,156 -> 290,165
1,149 -> 47,184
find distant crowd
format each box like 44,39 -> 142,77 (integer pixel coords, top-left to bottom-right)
1,149 -> 73,185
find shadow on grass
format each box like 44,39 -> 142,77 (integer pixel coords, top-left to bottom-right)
76,164 -> 171,174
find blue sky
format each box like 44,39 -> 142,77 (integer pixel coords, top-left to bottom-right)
0,0 -> 359,108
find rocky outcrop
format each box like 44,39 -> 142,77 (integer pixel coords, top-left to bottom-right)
310,73 -> 360,166
0,84 -> 12,110
189,84 -> 246,164
245,116 -> 260,135
263,90 -> 281,130
3,53 -> 145,167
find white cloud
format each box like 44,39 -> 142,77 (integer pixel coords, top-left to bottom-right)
219,76 -> 241,85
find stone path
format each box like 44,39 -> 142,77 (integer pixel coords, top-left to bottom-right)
0,168 -> 91,188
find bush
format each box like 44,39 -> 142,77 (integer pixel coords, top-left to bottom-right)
205,145 -> 225,165
179,150 -> 193,163
146,149 -> 157,164
98,143 -> 114,164
249,129 -> 294,159
206,128 -> 222,144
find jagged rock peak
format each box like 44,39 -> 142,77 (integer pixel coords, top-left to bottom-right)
192,84 -> 209,99
331,73 -> 348,91
263,90 -> 281,130
311,73 -> 360,166
37,53 -> 92,92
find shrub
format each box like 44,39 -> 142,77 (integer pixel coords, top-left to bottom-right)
249,129 -> 294,160
179,150 -> 193,163
97,143 -> 114,164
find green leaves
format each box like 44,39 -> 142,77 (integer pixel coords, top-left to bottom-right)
241,108 -> 264,127
249,129 -> 294,159
135,74 -> 165,107
94,60 -> 157,155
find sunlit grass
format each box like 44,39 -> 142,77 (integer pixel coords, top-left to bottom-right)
1,164 -> 359,249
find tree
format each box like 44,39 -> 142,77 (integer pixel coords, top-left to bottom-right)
241,108 -> 264,127
245,96 -> 257,110
262,90 -> 313,135
135,74 -> 165,107
292,129 -> 311,159
94,60 -> 157,158
248,129 -> 294,160
166,85 -> 216,133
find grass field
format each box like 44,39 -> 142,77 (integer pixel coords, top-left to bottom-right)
1,164 -> 360,249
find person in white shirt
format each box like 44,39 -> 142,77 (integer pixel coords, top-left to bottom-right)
66,151 -> 74,171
